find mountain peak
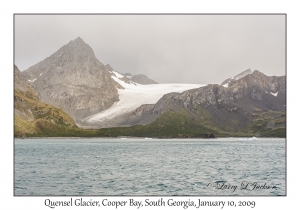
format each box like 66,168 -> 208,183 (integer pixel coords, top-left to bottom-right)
253,70 -> 264,75
220,68 -> 253,86
74,36 -> 83,41
233,68 -> 252,80
22,37 -> 119,121
49,37 -> 96,63
68,37 -> 89,47
72,37 -> 86,44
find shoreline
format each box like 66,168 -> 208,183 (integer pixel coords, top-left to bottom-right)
14,136 -> 286,140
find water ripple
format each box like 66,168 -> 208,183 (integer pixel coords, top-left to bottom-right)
14,138 -> 285,195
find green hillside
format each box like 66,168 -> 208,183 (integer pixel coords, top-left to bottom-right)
14,88 -> 80,137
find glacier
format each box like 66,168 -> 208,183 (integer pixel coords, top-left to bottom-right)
83,71 -> 205,123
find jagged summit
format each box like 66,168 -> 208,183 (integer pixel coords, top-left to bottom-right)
48,37 -> 97,66
220,68 -> 253,87
68,37 -> 87,45
74,36 -> 84,42
252,70 -> 265,76
68,37 -> 90,49
234,68 -> 252,80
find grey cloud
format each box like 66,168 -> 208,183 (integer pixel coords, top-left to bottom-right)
15,14 -> 285,84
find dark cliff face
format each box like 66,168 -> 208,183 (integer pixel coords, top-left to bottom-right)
123,70 -> 286,130
22,37 -> 121,121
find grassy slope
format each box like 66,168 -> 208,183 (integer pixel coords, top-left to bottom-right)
18,106 -> 285,138
250,109 -> 286,137
14,89 -> 81,137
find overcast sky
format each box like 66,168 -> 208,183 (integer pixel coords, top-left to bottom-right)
15,14 -> 285,84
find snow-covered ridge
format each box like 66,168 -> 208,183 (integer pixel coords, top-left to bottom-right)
83,71 -> 205,123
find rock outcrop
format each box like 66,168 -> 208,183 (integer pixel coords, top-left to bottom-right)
124,73 -> 157,84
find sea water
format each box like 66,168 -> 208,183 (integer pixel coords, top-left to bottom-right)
14,138 -> 285,196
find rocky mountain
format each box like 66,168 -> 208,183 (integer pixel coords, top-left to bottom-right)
124,73 -> 157,84
220,68 -> 252,87
15,61 -> 286,137
15,36 -> 285,138
105,70 -> 286,137
14,65 -> 78,137
22,37 -> 121,122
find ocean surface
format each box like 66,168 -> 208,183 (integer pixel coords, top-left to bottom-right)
14,138 -> 286,196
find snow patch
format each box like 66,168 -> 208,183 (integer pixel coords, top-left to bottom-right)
223,83 -> 228,87
112,71 -> 124,79
28,78 -> 37,82
270,91 -> 278,97
111,75 -> 138,88
40,73 -> 42,76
